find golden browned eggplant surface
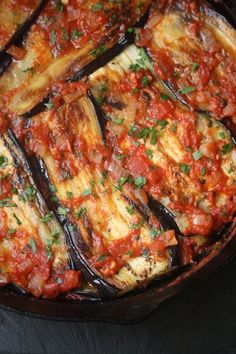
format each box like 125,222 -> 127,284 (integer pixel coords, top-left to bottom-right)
0,130 -> 79,298
0,0 -> 151,116
0,0 -> 41,51
22,83 -> 176,294
136,0 -> 236,122
0,0 -> 234,299
89,45 -> 236,240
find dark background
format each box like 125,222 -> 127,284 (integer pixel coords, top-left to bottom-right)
1,256 -> 236,354
1,1 -> 236,354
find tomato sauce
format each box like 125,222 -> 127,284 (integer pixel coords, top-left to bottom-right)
95,63 -> 236,237
137,0 -> 236,122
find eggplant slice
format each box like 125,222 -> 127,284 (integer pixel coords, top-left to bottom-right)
0,129 -> 80,298
0,0 -> 44,52
135,0 -> 236,123
0,0 -> 151,116
88,45 -> 236,246
22,88 -> 178,296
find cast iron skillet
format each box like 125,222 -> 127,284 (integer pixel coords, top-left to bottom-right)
0,0 -> 235,322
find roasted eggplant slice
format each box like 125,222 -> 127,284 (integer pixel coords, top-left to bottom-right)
22,85 -> 177,296
0,0 -> 151,116
89,45 -> 236,243
0,0 -> 44,52
0,129 -> 80,298
135,0 -> 236,123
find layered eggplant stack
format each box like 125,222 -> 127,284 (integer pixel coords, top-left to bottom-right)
0,0 -> 235,300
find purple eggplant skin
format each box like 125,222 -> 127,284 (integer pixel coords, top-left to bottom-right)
22,34 -> 132,119
29,156 -> 121,298
9,134 -> 101,298
0,0 -> 48,76
21,6 -> 151,119
0,217 -> 234,322
29,154 -> 182,298
0,53 -> 12,77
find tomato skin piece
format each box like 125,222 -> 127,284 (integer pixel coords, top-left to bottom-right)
127,145 -> 163,185
59,270 -> 81,293
147,97 -> 175,121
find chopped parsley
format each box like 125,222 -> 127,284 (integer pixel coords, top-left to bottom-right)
192,150 -> 202,161
132,87 -> 139,95
49,29 -> 56,46
150,127 -> 157,145
134,176 -> 147,189
29,238 -> 37,254
13,213 -> 22,225
160,93 -> 170,101
21,186 -> 36,203
91,44 -> 107,58
71,29 -> 83,40
75,207 -> 86,219
115,153 -> 126,160
41,211 -> 54,223
219,131 -> 226,139
0,198 -> 17,208
0,155 -> 8,169
126,205 -> 135,215
146,149 -> 153,159
56,0 -> 64,12
98,170 -> 108,186
68,224 -> 75,233
66,191 -> 73,199
129,63 -> 141,73
81,188 -> 92,196
191,63 -> 199,72
130,218 -> 144,229
112,117 -> 124,125
221,143 -> 234,155
97,253 -> 109,262
178,86 -> 195,95
44,101 -> 54,110
142,76 -> 150,87
201,167 -> 206,176
156,120 -> 168,129
180,163 -> 191,175
91,3 -> 104,11
8,228 -> 16,235
150,228 -> 161,240
57,206 -> 69,216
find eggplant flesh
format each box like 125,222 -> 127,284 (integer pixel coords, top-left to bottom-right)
88,44 -> 236,243
0,129 -> 80,298
22,92 -> 178,296
0,0 -> 43,52
0,0 -> 151,116
136,0 -> 236,123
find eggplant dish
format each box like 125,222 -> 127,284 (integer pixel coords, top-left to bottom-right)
0,0 -> 235,310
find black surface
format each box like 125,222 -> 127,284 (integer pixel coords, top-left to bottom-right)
1,1 -> 236,352
0,255 -> 236,354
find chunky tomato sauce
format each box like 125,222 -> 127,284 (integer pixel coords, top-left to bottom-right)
137,0 -> 236,123
0,136 -> 80,298
0,0 -> 40,49
34,0 -> 150,59
92,64 -> 236,239
21,82 -> 177,278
